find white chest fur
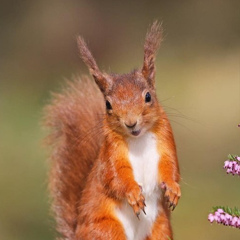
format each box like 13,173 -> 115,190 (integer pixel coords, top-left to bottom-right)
115,132 -> 161,240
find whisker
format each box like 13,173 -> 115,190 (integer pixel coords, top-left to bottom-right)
163,105 -> 203,127
168,119 -> 195,134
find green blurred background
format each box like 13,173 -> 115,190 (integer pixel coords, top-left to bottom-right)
0,0 -> 239,239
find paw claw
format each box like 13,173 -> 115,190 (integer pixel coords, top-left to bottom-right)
126,184 -> 146,219
172,204 -> 176,211
142,207 -> 146,215
162,181 -> 181,211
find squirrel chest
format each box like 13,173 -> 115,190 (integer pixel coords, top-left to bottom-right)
115,131 -> 161,240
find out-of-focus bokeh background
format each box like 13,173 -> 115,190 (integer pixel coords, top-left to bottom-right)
0,0 -> 239,239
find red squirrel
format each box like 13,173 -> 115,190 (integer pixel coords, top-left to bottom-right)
44,21 -> 181,240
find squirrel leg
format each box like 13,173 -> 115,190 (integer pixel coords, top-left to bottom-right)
158,154 -> 181,211
145,201 -> 173,240
76,188 -> 126,240
75,217 -> 126,240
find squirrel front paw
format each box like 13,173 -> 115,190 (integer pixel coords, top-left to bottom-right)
161,181 -> 181,211
126,185 -> 146,219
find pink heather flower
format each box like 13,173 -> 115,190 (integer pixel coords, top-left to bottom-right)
237,218 -> 240,228
224,156 -> 240,176
228,161 -> 233,168
224,160 -> 230,168
233,163 -> 239,174
215,211 -> 220,217
232,217 -> 238,227
217,218 -> 223,224
214,214 -> 219,222
217,208 -> 224,214
232,162 -> 237,173
220,214 -> 226,223
226,214 -> 232,221
208,208 -> 240,229
208,213 -> 215,223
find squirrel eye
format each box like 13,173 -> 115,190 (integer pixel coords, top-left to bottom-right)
106,100 -> 112,110
145,92 -> 151,103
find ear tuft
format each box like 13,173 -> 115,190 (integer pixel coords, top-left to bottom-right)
77,36 -> 111,93
142,21 -> 163,86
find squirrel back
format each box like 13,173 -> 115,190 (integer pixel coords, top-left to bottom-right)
44,76 -> 104,239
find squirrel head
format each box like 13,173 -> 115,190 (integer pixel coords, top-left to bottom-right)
77,21 -> 162,138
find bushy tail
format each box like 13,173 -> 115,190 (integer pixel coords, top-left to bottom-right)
43,76 -> 104,239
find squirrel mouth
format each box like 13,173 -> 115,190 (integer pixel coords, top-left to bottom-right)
131,129 -> 141,136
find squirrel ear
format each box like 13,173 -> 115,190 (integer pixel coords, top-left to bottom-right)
77,36 -> 112,93
142,21 -> 162,87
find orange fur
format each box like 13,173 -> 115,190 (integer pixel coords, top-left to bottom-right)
44,77 -> 105,239
44,21 -> 181,240
145,199 -> 173,240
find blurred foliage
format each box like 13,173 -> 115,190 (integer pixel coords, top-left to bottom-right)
0,1 -> 239,239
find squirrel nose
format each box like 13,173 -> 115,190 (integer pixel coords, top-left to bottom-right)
125,121 -> 137,129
